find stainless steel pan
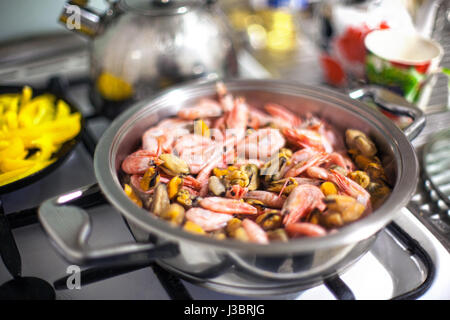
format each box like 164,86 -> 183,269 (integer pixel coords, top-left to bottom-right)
38,79 -> 425,296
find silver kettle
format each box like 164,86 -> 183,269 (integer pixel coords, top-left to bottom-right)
59,0 -> 238,107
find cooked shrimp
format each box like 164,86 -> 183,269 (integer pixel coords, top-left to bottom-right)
242,218 -> 269,244
281,184 -> 326,225
241,128 -> 285,161
225,97 -> 249,142
142,134 -> 160,156
185,208 -> 233,232
225,185 -> 248,200
306,166 -> 329,180
283,127 -> 333,153
177,98 -> 223,120
183,175 -> 202,191
325,152 -> 354,171
285,222 -> 327,237
284,152 -> 329,178
196,148 -> 223,184
143,119 -> 190,154
264,103 -> 302,128
248,106 -> 273,129
174,134 -> 216,174
121,150 -> 162,175
199,197 -> 258,215
216,81 -> 234,112
328,169 -> 371,208
244,190 -> 286,208
194,97 -> 249,181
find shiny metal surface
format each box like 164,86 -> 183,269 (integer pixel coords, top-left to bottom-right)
348,86 -> 426,141
0,33 -> 86,67
423,129 -> 450,207
59,2 -> 102,37
59,0 -> 238,104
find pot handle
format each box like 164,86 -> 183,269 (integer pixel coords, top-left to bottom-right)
348,85 -> 426,141
38,183 -> 179,266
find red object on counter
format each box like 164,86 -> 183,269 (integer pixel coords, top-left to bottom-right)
320,54 -> 346,87
336,25 -> 371,63
336,21 -> 390,64
321,21 -> 391,87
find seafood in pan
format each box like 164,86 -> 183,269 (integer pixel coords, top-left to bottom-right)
120,82 -> 391,244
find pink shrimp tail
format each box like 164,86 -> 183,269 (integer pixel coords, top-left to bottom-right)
281,185 -> 325,225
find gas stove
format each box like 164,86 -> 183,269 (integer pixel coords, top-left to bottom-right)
0,34 -> 449,300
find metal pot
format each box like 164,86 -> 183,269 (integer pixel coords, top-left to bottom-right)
38,79 -> 425,296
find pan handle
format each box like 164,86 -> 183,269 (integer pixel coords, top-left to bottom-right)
38,183 -> 179,266
348,85 -> 426,141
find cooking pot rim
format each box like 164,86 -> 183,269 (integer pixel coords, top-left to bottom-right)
94,78 -> 419,254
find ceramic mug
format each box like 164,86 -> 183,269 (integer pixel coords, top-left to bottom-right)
364,29 -> 446,110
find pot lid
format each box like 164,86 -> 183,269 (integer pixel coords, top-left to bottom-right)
118,0 -> 202,16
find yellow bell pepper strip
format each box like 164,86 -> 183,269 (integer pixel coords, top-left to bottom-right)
0,159 -> 55,187
28,135 -> 58,162
0,137 -> 27,160
0,95 -> 20,112
21,86 -> 32,106
32,99 -> 55,126
0,140 -> 9,150
4,110 -> 18,130
55,99 -> 71,119
18,94 -> 55,128
0,167 -> 31,185
0,158 -> 35,173
10,113 -> 81,147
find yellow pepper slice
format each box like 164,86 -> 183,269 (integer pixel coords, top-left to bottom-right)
0,158 -> 35,172
21,86 -> 32,106
55,99 -> 71,119
11,113 -> 81,146
0,140 -> 9,150
0,95 -> 19,113
4,110 -> 18,130
28,135 -> 58,162
0,137 -> 26,160
0,159 -> 55,186
18,94 -> 55,128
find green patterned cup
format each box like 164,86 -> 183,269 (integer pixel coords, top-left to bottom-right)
364,29 -> 445,110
